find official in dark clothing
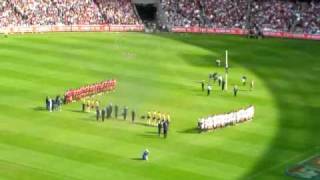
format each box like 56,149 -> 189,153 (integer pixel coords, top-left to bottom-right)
115,105 -> 118,119
163,121 -> 168,138
158,121 -> 162,136
233,85 -> 239,97
82,103 -> 86,112
101,109 -> 106,122
131,110 -> 136,123
96,109 -> 100,121
222,80 -> 226,91
45,96 -> 49,111
109,103 -> 113,118
123,107 -> 128,120
106,106 -> 110,119
201,81 -> 205,92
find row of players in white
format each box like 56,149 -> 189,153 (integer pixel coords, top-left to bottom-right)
198,106 -> 255,130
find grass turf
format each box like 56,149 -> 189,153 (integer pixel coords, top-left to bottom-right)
0,32 -> 319,180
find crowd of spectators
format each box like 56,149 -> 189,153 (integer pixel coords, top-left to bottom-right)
161,0 -> 202,27
0,0 -> 140,27
202,0 -> 248,29
1,0 -> 319,34
162,0 -> 320,34
96,0 -> 140,25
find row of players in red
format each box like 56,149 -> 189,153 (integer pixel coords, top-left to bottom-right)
64,79 -> 117,103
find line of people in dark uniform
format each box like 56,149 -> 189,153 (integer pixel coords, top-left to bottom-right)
94,103 -> 136,123
45,96 -> 63,112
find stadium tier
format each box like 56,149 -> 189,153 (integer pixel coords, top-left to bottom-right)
1,0 -> 319,34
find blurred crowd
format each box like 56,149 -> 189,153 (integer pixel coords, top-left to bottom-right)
0,0 -> 140,27
95,0 -> 140,25
162,0 -> 320,34
1,0 -> 319,34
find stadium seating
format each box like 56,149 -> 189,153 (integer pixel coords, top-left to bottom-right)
1,0 -> 319,34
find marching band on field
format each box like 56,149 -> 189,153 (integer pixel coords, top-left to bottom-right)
198,105 -> 255,132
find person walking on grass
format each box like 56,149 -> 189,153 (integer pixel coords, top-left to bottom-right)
158,121 -> 162,136
96,108 -> 100,121
131,110 -> 136,123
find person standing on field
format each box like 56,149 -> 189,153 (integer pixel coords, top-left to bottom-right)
201,80 -> 205,92
207,84 -> 212,96
158,121 -> 162,136
233,85 -> 239,97
123,106 -> 128,120
101,109 -> 106,122
163,121 -> 168,138
115,105 -> 118,119
250,80 -> 254,91
222,79 -> 226,91
96,108 -> 100,121
131,110 -> 136,123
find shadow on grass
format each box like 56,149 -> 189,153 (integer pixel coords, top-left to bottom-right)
131,157 -> 143,161
178,128 -> 200,134
135,121 -> 155,127
68,109 -> 85,113
33,106 -> 47,111
154,33 -> 320,179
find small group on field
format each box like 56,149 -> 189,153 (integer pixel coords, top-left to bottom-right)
64,79 -> 117,104
142,111 -> 171,126
82,99 -> 100,113
95,102 -> 136,123
45,95 -> 63,112
157,118 -> 170,138
198,105 -> 255,132
200,73 -> 254,96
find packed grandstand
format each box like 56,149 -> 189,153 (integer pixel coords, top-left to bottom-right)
0,0 -> 319,34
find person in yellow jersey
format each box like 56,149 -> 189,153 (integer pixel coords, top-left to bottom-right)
86,100 -> 91,112
161,113 -> 166,122
166,114 -> 171,130
95,100 -> 100,110
152,111 -> 157,126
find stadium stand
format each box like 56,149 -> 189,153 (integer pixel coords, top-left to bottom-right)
0,0 -> 139,26
0,0 -> 319,34
162,0 -> 320,34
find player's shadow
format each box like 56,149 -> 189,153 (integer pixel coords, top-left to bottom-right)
33,106 -> 47,111
179,128 -> 200,134
131,158 -> 143,161
69,109 -> 85,113
135,121 -> 154,127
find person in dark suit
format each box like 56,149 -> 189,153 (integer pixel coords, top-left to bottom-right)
201,80 -> 205,92
222,79 -> 226,91
106,105 -> 109,119
115,105 -> 118,119
123,106 -> 128,120
96,108 -> 100,121
101,109 -> 106,122
163,121 -> 168,138
233,85 -> 239,97
131,110 -> 136,123
45,96 -> 49,111
109,103 -> 113,118
158,121 -> 163,137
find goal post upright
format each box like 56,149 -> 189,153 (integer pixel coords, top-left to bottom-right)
225,50 -> 229,91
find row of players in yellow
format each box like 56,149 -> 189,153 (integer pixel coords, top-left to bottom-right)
146,111 -> 171,126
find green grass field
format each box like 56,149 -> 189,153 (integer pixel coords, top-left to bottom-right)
0,32 -> 319,180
